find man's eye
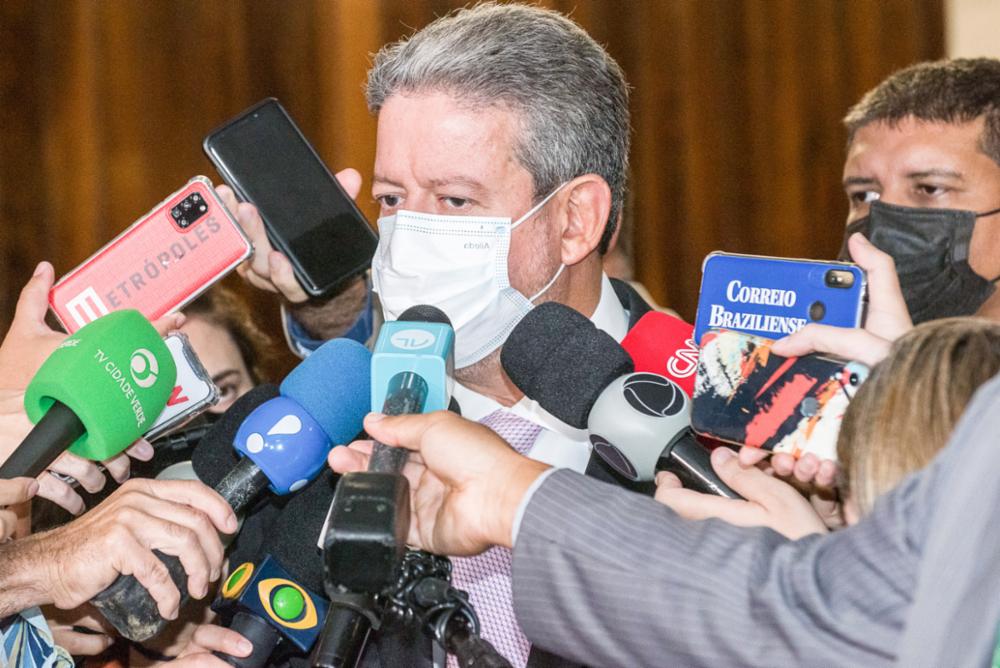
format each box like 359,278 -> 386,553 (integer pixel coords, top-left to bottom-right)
376,194 -> 402,208
850,190 -> 880,204
916,184 -> 947,197
442,196 -> 470,209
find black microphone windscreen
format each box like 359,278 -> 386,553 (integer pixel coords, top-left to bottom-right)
259,468 -> 338,593
501,302 -> 634,429
399,304 -> 452,327
191,384 -> 279,488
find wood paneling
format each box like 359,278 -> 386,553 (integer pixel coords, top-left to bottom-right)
0,0 -> 944,342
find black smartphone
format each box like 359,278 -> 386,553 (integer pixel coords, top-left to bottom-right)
203,98 -> 377,298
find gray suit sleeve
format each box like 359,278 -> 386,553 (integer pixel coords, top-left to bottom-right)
512,375 -> 1000,667
511,468 -> 918,667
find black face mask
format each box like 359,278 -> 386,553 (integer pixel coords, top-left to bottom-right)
839,200 -> 1000,324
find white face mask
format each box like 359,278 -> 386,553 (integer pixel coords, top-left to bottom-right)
371,185 -> 566,368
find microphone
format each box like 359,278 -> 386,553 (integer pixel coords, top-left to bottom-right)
620,311 -> 699,397
501,302 -> 741,497
315,305 -> 454,667
212,554 -> 329,668
0,309 -> 176,480
322,305 -> 454,595
90,338 -> 372,642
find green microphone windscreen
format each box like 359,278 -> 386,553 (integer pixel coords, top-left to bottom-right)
24,310 -> 176,460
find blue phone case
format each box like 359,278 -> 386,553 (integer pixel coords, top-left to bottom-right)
693,253 -> 867,343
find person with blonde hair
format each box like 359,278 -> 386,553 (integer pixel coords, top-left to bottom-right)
837,316 -> 1000,521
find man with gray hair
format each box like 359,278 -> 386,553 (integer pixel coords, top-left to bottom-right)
223,3 -> 653,666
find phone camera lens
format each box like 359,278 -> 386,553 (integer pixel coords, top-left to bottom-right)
809,301 -> 826,321
849,373 -> 860,386
825,269 -> 855,289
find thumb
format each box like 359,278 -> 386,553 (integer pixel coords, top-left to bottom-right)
0,477 -> 40,506
362,411 -> 438,453
12,262 -> 56,333
335,168 -> 363,200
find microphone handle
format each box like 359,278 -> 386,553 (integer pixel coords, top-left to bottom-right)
659,430 -> 744,500
447,624 -> 513,668
91,458 -> 271,641
0,401 -> 86,479
215,611 -> 281,668
310,597 -> 375,668
368,371 -> 428,475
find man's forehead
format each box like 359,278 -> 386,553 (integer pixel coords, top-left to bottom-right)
373,92 -> 530,189
844,117 -> 987,179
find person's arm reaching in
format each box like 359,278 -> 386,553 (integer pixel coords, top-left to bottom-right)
654,445 -> 829,539
0,478 -> 237,620
215,170 -> 372,350
329,397 -> 988,667
0,261 -> 180,513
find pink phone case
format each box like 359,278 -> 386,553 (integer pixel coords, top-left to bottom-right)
50,176 -> 252,332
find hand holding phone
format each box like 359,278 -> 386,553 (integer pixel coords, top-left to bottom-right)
691,330 -> 869,461
49,177 -> 252,332
215,174 -> 364,304
694,252 -> 868,344
204,99 -> 377,301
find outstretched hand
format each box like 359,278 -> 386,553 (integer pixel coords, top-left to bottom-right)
655,446 -> 829,540
328,411 -> 550,555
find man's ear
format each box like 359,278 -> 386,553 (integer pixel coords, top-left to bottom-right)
556,174 -> 612,266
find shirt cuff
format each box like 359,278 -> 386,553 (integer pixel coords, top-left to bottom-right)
511,467 -> 560,547
281,279 -> 375,357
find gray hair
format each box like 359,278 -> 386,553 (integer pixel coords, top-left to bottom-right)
366,2 -> 630,253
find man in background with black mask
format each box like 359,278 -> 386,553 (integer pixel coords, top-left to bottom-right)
839,58 -> 1000,323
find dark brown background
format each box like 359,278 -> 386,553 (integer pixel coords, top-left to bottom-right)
0,0 -> 943,357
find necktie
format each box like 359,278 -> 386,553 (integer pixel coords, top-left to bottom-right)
449,409 -> 543,668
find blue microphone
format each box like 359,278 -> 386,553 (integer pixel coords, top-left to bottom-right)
370,312 -> 455,416
222,338 -> 373,498
91,338 -> 372,643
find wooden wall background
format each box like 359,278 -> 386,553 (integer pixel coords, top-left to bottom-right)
0,0 -> 943,357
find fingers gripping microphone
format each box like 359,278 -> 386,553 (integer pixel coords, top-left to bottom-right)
322,305 -> 454,595
90,338 -> 371,642
501,303 -> 741,498
0,310 -> 176,479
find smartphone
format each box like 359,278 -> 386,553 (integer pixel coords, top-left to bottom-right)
693,252 -> 867,344
690,329 -> 869,461
203,98 -> 378,298
145,332 -> 219,442
50,176 -> 252,332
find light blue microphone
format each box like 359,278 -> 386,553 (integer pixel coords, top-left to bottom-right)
370,306 -> 455,416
